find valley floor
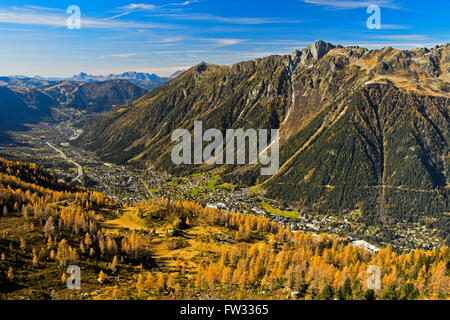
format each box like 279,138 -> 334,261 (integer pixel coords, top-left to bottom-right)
0,119 -> 445,253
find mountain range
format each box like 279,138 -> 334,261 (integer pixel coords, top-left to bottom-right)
4,71 -> 184,91
77,41 -> 450,243
0,76 -> 56,89
0,80 -> 148,142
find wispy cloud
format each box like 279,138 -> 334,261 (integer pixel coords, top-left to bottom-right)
107,2 -> 200,21
302,0 -> 400,9
0,6 -> 170,29
110,53 -> 140,58
368,35 -> 428,41
148,13 -> 301,24
169,0 -> 202,6
119,4 -> 158,11
206,38 -> 245,46
381,24 -> 411,30
146,37 -> 185,44
118,1 -> 200,10
149,37 -> 246,47
21,5 -> 64,12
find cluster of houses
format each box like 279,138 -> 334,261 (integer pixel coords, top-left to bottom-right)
78,161 -> 442,252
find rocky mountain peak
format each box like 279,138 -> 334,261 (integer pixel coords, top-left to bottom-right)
311,40 -> 336,59
300,40 -> 336,63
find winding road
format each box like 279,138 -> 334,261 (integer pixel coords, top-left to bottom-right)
46,141 -> 83,182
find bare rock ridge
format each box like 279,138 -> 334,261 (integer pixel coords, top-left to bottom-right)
305,40 -> 336,61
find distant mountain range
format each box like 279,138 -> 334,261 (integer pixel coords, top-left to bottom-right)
77,41 -> 450,243
3,70 -> 185,91
0,71 -> 174,141
0,76 -> 56,89
0,80 -> 147,142
0,69 -> 185,143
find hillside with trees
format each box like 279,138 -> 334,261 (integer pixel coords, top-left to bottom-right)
0,80 -> 147,143
0,158 -> 448,300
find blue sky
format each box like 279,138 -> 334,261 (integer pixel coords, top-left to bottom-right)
0,0 -> 448,77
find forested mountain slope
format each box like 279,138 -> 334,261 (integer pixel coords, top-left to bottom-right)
77,41 -> 450,242
0,157 -> 448,300
0,80 -> 148,142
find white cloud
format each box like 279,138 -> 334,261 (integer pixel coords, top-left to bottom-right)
147,37 -> 245,48
107,1 -> 200,20
148,13 -> 301,24
169,0 -> 201,6
21,5 -> 64,12
210,38 -> 244,46
0,8 -> 66,27
0,6 -> 170,29
119,4 -> 158,11
110,53 -> 140,58
368,35 -> 428,41
183,37 -> 246,47
381,24 -> 411,30
302,0 -> 399,9
146,37 -> 185,44
115,1 -> 199,15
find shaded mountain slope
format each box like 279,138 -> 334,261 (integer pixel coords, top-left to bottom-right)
0,80 -> 147,143
266,84 -> 448,226
0,86 -> 52,130
0,77 -> 55,89
38,79 -> 148,113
